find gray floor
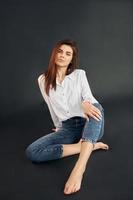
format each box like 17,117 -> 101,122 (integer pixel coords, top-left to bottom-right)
1,96 -> 132,200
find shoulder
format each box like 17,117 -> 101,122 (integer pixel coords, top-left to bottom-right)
38,73 -> 45,85
73,69 -> 86,77
67,69 -> 86,81
74,69 -> 86,74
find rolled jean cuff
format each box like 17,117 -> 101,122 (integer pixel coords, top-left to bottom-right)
81,138 -> 95,148
81,137 -> 95,144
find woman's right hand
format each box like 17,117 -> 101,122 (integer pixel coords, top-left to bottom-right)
52,128 -> 59,132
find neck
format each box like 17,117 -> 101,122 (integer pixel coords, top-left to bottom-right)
57,66 -> 67,79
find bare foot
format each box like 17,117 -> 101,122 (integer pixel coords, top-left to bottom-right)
93,142 -> 109,151
64,168 -> 83,195
79,140 -> 109,151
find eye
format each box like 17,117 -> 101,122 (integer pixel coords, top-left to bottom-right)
66,52 -> 72,56
57,49 -> 62,53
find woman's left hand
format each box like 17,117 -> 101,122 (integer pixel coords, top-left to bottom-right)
81,101 -> 102,121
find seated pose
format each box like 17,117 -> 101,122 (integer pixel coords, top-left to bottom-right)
26,39 -> 109,195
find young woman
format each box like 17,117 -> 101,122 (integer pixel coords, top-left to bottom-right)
26,39 -> 109,195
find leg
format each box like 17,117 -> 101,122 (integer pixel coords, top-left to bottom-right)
25,119 -> 84,163
26,132 -> 63,162
64,141 -> 93,194
62,111 -> 108,158
25,128 -> 79,162
64,103 -> 109,194
62,139 -> 82,157
62,138 -> 108,158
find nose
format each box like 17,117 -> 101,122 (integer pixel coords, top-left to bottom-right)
60,53 -> 65,58
59,51 -> 66,58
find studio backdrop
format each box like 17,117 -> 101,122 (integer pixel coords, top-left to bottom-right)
1,0 -> 133,118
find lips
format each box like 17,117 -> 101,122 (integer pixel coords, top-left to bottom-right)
57,59 -> 65,62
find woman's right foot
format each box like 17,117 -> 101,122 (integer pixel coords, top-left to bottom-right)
93,142 -> 109,151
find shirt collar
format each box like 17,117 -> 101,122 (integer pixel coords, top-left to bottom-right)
65,70 -> 75,80
56,70 -> 75,85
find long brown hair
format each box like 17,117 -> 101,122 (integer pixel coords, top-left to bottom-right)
44,39 -> 79,96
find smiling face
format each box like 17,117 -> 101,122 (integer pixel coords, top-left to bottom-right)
55,44 -> 73,68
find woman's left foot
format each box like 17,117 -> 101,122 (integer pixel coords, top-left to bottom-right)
64,169 -> 83,195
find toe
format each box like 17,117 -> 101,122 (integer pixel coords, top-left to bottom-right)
64,184 -> 69,194
64,185 -> 72,195
64,188 -> 69,194
67,186 -> 73,194
105,144 -> 109,150
73,185 -> 80,193
64,184 -> 76,195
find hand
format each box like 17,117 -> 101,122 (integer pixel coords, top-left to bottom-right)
52,128 -> 59,132
82,101 -> 102,121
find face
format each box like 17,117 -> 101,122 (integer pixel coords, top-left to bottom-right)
55,44 -> 73,68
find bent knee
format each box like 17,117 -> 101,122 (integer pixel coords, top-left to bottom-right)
93,103 -> 104,112
25,145 -> 41,163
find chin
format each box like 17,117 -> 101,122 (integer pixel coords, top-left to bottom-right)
57,64 -> 68,68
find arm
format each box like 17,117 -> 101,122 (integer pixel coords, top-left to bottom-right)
81,70 -> 95,103
81,70 -> 101,121
38,74 -> 62,129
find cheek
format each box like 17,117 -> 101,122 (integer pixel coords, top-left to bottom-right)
67,56 -> 72,63
55,54 -> 59,62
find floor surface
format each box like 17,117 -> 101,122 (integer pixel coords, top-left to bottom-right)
1,96 -> 133,200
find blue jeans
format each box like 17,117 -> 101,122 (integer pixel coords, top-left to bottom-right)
26,103 -> 104,162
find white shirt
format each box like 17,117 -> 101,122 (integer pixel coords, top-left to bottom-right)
38,69 -> 98,128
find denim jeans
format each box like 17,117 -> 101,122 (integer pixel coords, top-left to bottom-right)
26,103 -> 104,162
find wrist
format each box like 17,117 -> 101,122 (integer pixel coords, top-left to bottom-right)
82,99 -> 91,104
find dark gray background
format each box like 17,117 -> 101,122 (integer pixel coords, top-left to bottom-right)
1,0 -> 133,117
1,1 -> 133,200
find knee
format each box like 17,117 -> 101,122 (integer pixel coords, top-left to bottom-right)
93,103 -> 104,113
25,145 -> 41,163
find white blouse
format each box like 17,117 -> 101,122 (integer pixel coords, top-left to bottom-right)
38,69 -> 98,128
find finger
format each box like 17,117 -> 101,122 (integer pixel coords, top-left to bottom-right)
89,111 -> 101,121
84,113 -> 89,121
91,115 -> 100,121
92,106 -> 102,117
93,112 -> 102,120
91,107 -> 102,118
90,104 -> 102,114
92,110 -> 102,120
93,115 -> 101,121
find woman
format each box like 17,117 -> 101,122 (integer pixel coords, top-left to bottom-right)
26,39 -> 109,195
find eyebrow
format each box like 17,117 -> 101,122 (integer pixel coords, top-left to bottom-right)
58,48 -> 72,54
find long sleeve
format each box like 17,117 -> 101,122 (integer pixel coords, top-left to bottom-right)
81,70 -> 98,104
38,74 -> 62,128
37,69 -> 98,125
